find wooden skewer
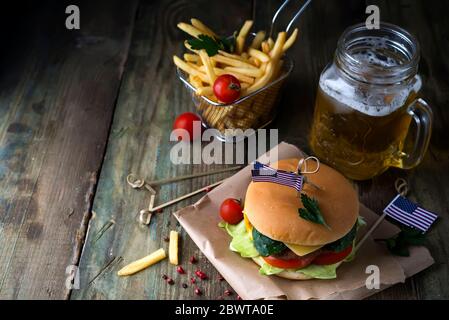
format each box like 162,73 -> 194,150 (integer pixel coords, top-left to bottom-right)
149,179 -> 224,213
354,211 -> 387,253
146,166 -> 242,186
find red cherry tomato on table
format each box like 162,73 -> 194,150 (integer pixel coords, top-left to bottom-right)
173,112 -> 202,141
213,75 -> 241,104
220,198 -> 243,224
312,245 -> 353,265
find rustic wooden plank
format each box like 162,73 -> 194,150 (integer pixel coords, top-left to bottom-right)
0,0 -> 137,299
71,0 -> 253,300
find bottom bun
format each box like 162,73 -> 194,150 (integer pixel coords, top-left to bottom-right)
252,257 -> 343,281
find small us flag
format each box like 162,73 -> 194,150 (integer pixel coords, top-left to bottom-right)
384,194 -> 438,233
251,161 -> 303,192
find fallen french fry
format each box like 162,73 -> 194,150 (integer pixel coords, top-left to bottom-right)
283,28 -> 298,52
191,18 -> 217,38
250,30 -> 266,49
117,248 -> 166,276
236,20 -> 253,54
177,22 -> 203,38
248,48 -> 270,63
169,231 -> 179,265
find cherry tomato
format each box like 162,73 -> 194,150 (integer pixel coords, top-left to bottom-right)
213,75 -> 241,104
173,112 -> 202,141
312,245 -> 353,265
220,198 -> 243,224
263,250 -> 318,269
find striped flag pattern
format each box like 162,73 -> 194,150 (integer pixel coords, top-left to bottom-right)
251,161 -> 303,192
384,194 -> 438,233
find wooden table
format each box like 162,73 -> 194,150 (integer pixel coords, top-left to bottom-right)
0,0 -> 448,300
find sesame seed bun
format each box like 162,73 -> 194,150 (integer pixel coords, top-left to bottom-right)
244,158 -> 359,246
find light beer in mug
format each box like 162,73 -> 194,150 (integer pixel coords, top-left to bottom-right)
310,23 -> 433,180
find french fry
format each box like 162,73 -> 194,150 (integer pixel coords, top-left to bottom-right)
211,54 -> 259,70
198,49 -> 216,83
267,38 -> 275,49
169,231 -> 179,265
218,50 -> 247,62
184,53 -> 199,62
196,86 -> 214,96
173,56 -> 210,83
190,75 -> 203,88
190,18 -> 217,38
224,66 -> 263,78
270,32 -> 287,59
117,248 -> 166,276
198,66 -> 254,84
248,56 -> 262,67
177,22 -> 203,39
241,52 -> 249,60
283,28 -> 298,52
236,20 -> 253,54
261,41 -> 270,54
248,48 -> 270,63
250,30 -> 266,49
246,61 -> 276,94
184,40 -> 196,53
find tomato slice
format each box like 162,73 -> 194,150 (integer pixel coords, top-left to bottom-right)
312,245 -> 353,265
263,252 -> 317,269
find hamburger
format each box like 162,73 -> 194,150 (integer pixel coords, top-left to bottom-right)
219,158 -> 364,280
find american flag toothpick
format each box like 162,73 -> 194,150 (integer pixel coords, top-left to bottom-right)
384,195 -> 438,233
251,161 -> 304,192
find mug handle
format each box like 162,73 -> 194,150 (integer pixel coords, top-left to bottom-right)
399,98 -> 433,169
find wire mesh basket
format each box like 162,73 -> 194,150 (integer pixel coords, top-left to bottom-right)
176,56 -> 294,142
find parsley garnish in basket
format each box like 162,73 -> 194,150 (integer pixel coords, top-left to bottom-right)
298,193 -> 331,229
187,34 -> 236,56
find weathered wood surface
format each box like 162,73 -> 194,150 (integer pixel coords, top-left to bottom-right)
71,0 -> 253,300
1,0 -> 448,300
0,0 -> 137,299
73,0 -> 449,300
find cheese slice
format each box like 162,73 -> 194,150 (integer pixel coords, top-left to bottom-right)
243,213 -> 253,239
285,243 -> 323,256
243,211 -> 322,255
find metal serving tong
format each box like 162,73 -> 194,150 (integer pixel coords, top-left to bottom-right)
269,0 -> 313,38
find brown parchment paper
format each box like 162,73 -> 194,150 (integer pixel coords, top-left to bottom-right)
174,142 -> 434,300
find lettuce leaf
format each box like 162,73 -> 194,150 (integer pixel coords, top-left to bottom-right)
296,263 -> 339,279
256,258 -> 284,275
219,221 -> 259,258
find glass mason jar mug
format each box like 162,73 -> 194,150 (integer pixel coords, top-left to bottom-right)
309,23 -> 433,180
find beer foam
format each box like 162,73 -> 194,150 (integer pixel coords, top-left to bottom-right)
320,64 -> 419,117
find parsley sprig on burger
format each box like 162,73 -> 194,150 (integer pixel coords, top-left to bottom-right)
219,158 -> 365,280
